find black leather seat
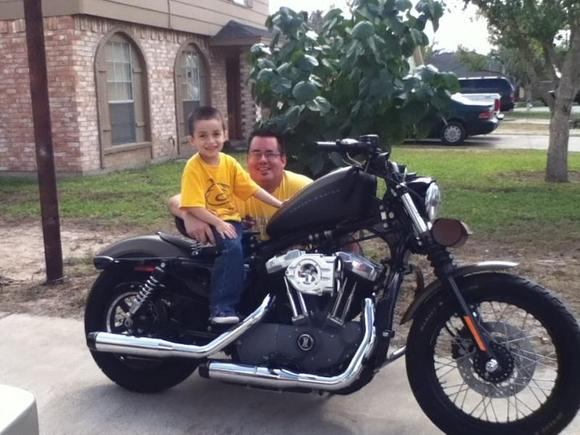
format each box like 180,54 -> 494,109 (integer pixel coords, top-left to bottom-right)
157,232 -> 219,257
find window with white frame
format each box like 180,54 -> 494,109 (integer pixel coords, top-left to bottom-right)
95,32 -> 149,149
105,39 -> 136,145
176,44 -> 209,139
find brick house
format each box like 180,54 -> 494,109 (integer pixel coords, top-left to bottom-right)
0,0 -> 270,175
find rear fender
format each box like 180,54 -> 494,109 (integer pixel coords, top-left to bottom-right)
93,235 -> 211,299
96,235 -> 190,261
400,261 -> 517,324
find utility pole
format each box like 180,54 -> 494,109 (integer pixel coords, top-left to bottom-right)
23,0 -> 64,283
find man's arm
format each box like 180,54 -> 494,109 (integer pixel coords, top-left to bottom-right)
253,187 -> 283,208
167,194 -> 216,245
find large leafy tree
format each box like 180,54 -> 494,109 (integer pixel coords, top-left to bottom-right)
249,0 -> 458,176
465,0 -> 580,182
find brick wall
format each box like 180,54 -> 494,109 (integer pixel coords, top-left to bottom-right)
239,50 -> 256,140
0,17 -> 81,173
0,15 -> 233,174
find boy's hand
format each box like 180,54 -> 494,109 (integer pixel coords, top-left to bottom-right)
184,214 -> 216,245
215,221 -> 238,239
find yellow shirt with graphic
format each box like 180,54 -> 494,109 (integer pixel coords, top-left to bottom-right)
180,153 -> 259,222
234,170 -> 312,238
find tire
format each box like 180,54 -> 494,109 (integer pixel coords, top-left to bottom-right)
441,121 -> 467,145
85,269 -> 200,393
406,273 -> 580,435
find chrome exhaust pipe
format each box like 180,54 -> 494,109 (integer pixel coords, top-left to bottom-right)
87,295 -> 272,359
202,298 -> 376,391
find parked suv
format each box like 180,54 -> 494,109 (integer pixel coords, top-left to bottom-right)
458,77 -> 515,111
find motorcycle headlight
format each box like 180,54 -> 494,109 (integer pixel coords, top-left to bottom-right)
425,183 -> 441,222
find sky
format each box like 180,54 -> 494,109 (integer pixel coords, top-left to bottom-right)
268,0 -> 492,54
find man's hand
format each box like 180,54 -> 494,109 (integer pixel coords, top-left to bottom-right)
184,214 -> 216,245
241,214 -> 257,230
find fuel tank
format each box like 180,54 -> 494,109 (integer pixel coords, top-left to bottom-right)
266,167 -> 377,239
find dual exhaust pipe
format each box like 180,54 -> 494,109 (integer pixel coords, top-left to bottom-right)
87,296 -> 376,392
87,294 -> 273,359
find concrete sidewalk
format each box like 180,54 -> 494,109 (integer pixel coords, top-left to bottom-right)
0,313 -> 578,435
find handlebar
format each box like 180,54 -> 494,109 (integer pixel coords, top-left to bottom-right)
315,135 -> 381,155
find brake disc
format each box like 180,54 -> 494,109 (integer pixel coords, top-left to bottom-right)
452,321 -> 538,398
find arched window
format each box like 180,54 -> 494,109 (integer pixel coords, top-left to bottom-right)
95,32 -> 150,150
175,43 -> 209,150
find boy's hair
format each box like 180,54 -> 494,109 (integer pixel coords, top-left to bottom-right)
248,129 -> 286,156
188,106 -> 226,136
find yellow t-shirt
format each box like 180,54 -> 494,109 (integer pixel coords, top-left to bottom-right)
234,170 -> 312,238
180,153 -> 259,222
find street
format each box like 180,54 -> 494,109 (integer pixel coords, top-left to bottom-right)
1,312 -> 579,435
406,133 -> 580,151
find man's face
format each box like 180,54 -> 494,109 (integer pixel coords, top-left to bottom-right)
247,136 -> 286,191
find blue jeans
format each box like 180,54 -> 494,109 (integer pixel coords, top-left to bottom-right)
210,221 -> 244,316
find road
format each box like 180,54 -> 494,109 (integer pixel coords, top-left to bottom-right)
406,133 -> 580,151
1,312 -> 579,435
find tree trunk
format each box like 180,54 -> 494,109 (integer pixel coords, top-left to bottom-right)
545,28 -> 580,182
546,107 -> 570,182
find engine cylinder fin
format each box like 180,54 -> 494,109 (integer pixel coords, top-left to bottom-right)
340,282 -> 357,322
284,277 -> 300,319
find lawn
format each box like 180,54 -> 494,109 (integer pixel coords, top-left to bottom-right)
1,148 -> 579,240
507,108 -> 580,121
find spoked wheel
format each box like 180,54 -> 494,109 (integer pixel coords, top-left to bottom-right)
406,273 -> 580,435
85,270 -> 201,393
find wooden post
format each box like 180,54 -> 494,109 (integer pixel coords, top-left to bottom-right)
23,0 -> 64,283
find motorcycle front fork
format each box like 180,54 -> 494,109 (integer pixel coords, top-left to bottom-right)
427,246 -> 494,357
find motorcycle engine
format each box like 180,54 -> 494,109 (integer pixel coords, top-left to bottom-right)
235,250 -> 381,373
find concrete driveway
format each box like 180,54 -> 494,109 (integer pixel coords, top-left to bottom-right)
406,133 -> 580,151
0,312 -> 579,435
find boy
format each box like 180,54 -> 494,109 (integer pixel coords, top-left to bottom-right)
180,107 -> 282,324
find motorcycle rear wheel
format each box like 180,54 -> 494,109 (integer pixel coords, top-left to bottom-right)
85,269 -> 200,393
406,273 -> 580,435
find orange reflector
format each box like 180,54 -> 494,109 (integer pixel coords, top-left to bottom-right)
463,315 -> 488,352
134,265 -> 156,272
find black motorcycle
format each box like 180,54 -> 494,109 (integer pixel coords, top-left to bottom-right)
85,135 -> 580,435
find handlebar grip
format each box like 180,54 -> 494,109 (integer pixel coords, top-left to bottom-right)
315,136 -> 379,154
315,141 -> 342,152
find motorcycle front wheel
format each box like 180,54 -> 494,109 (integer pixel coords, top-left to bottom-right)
406,273 -> 580,435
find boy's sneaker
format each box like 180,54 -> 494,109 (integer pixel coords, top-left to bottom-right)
210,313 -> 240,325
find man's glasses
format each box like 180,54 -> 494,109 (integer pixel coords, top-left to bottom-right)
248,150 -> 282,161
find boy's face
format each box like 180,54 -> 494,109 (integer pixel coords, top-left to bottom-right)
191,118 -> 225,164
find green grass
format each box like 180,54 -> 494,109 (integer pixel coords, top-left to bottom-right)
0,152 -> 247,229
391,147 -> 580,237
507,110 -> 580,121
507,111 -> 552,120
1,149 -> 579,239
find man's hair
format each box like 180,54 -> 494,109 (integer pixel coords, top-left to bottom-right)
188,106 -> 226,136
248,129 -> 286,156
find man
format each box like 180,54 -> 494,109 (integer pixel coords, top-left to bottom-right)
168,130 -> 312,244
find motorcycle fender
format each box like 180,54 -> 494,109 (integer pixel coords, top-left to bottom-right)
400,261 -> 518,324
95,235 -> 190,267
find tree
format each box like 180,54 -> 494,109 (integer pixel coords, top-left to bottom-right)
249,0 -> 459,176
465,0 -> 580,182
423,40 -> 443,63
457,46 -> 499,74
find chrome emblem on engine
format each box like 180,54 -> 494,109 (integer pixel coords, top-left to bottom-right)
297,333 -> 315,351
285,255 -> 336,295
